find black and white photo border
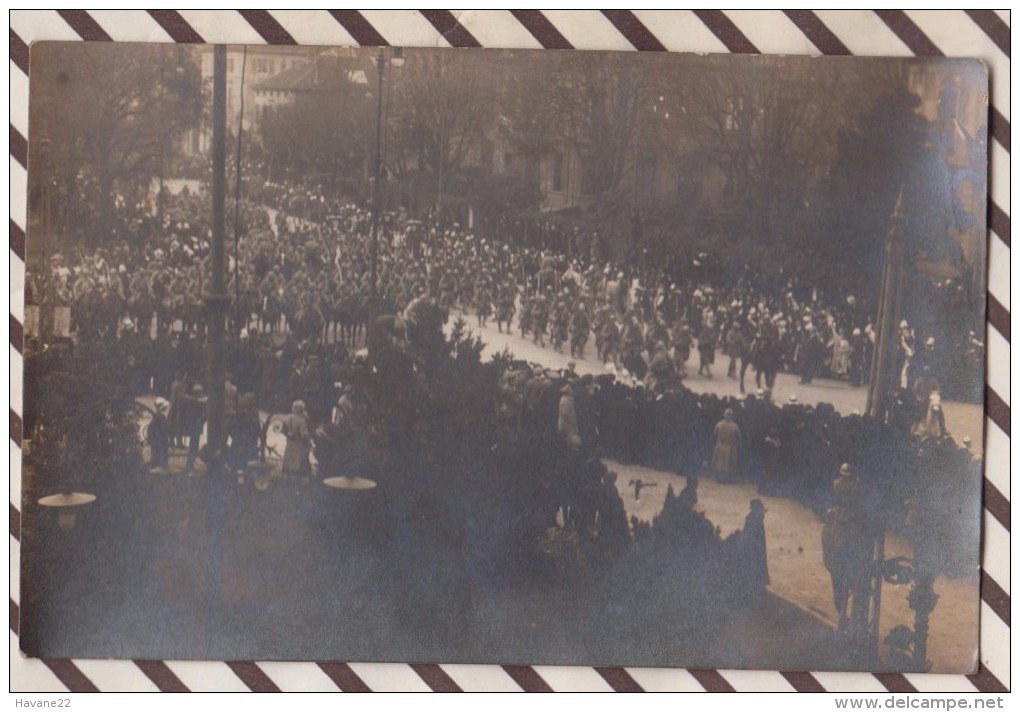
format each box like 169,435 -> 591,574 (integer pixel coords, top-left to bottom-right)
8,9 -> 1010,693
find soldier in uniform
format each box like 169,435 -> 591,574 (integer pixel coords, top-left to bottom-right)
673,321 -> 692,378
569,305 -> 591,359
550,300 -> 570,352
697,326 -> 716,378
620,315 -> 646,381
593,302 -> 611,363
495,282 -> 516,334
725,322 -> 746,380
474,277 -> 492,327
821,463 -> 875,635
532,292 -> 549,347
518,294 -> 533,340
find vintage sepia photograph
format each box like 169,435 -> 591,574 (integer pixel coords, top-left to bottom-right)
19,42 -> 987,672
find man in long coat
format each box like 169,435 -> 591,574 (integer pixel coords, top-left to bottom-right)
821,463 -> 875,634
710,408 -> 740,479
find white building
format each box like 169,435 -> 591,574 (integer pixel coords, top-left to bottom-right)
251,50 -> 369,133
189,45 -> 314,153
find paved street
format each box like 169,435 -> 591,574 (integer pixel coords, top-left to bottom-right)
441,311 -> 981,673
606,459 -> 978,674
451,312 -> 985,455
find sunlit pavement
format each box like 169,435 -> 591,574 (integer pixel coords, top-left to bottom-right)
451,312 -> 985,456
443,314 -> 980,672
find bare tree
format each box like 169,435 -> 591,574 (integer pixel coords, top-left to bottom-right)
260,56 -> 374,187
656,56 -> 829,243
30,43 -> 201,243
552,52 -> 646,199
388,50 -> 494,189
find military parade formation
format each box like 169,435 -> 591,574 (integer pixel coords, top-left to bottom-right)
27,166 -> 985,421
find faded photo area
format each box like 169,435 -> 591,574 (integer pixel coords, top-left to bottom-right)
20,42 -> 987,672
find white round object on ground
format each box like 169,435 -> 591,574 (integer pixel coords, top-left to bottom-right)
322,476 -> 377,491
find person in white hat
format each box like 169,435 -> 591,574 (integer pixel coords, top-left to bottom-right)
850,327 -> 867,386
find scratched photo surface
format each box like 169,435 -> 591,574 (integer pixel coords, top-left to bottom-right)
20,42 -> 987,672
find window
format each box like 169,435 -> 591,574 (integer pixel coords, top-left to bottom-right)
551,153 -> 564,192
676,165 -> 700,206
723,97 -> 744,132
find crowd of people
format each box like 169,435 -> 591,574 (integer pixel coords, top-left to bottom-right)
24,170 -> 983,472
22,171 -> 985,645
28,167 -> 985,424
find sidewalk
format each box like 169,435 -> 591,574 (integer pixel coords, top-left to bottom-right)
606,458 -> 979,673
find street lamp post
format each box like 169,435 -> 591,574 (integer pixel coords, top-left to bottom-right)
367,47 -> 403,354
158,47 -> 165,226
369,48 -> 385,305
199,44 -> 232,610
206,44 -> 229,457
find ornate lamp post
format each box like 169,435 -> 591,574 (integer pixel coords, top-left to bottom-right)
866,187 -> 907,421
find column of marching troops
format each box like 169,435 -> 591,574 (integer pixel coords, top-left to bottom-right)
25,171 -> 984,476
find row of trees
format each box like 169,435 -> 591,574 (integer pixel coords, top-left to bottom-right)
254,50 -> 985,298
29,43 -> 202,245
29,45 -> 984,302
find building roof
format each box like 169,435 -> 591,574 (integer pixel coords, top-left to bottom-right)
254,55 -> 368,94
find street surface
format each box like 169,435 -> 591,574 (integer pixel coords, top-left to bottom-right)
144,191 -> 980,671
443,312 -> 981,672
606,459 -> 978,674
452,312 -> 985,456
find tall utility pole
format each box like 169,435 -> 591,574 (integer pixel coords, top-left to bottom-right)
206,45 -> 229,456
157,47 -> 166,226
370,48 -> 385,302
866,187 -> 907,421
366,48 -> 387,355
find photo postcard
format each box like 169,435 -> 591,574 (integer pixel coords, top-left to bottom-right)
19,42 -> 987,673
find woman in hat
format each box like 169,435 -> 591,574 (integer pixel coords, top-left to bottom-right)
280,399 -> 312,483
